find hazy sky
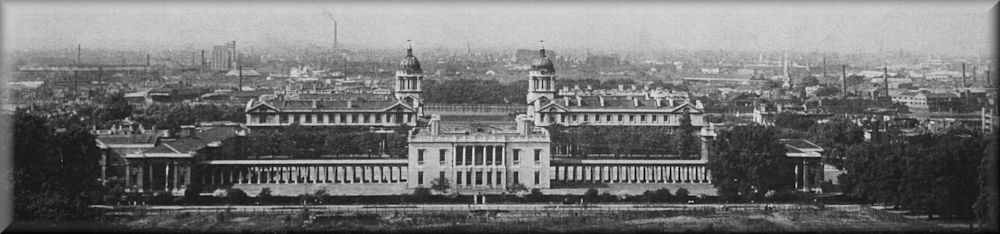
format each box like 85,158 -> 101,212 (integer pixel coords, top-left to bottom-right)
2,1 -> 996,55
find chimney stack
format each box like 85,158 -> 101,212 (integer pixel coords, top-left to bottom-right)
631,84 -> 637,90
842,65 -> 847,98
346,100 -> 353,108
181,125 -> 197,138
146,54 -> 151,66
962,63 -> 967,87
586,85 -> 593,90
618,84 -> 624,91
516,114 -> 531,136
574,85 -> 580,90
429,115 -> 441,135
883,63 -> 889,97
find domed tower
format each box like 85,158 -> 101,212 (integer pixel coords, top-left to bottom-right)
527,40 -> 557,106
395,40 -> 423,107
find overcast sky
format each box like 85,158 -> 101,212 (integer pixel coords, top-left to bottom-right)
2,0 -> 996,55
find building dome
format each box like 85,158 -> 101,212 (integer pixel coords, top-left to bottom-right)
399,47 -> 423,75
530,49 -> 555,75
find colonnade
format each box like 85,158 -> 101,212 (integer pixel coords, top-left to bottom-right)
202,165 -> 408,185
551,165 -> 710,183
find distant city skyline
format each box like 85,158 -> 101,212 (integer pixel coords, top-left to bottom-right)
2,1 -> 996,56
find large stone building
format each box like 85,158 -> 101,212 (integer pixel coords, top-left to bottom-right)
243,45 -> 424,129
407,115 -> 551,191
524,47 -> 707,128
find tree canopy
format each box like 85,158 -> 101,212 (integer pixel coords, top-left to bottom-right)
12,109 -> 104,221
706,125 -> 794,201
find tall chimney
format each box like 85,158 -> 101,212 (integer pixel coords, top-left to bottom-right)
822,57 -> 827,81
77,44 -> 81,65
883,63 -> 889,97
962,63 -> 967,87
238,54 -> 243,90
146,54 -> 151,66
201,50 -> 206,71
842,65 -> 848,98
334,20 -> 338,49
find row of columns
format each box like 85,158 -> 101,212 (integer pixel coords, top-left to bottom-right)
530,77 -> 553,91
453,170 -> 505,188
454,145 -> 505,166
397,76 -> 421,91
540,113 -> 683,126
551,165 -> 710,183
202,165 -> 408,185
794,160 -> 817,191
252,113 -> 414,126
125,161 -> 191,193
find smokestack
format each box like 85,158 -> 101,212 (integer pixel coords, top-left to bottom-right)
883,63 -> 889,97
146,54 -> 150,66
238,54 -> 243,90
822,57 -> 826,81
77,44 -> 81,65
841,65 -> 847,98
201,50 -> 206,71
962,63 -> 967,87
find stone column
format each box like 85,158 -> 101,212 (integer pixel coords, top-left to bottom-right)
794,163 -> 800,189
802,161 -> 810,191
172,162 -> 180,191
125,163 -> 131,190
137,163 -> 145,192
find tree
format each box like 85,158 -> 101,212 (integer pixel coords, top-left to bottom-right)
676,110 -> 699,158
411,187 -> 432,203
808,117 -> 864,169
675,188 -> 691,202
12,109 -> 104,221
508,183 -> 529,196
431,177 -> 451,194
583,188 -> 600,202
526,189 -> 545,203
813,86 -> 841,97
706,125 -> 794,201
226,189 -> 249,205
974,133 -> 998,231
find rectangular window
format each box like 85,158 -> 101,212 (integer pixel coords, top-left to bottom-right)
439,149 -> 447,164
258,115 -> 266,124
417,171 -> 424,185
339,114 -> 346,123
513,172 -> 520,184
640,115 -> 646,122
606,115 -> 612,121
439,171 -> 445,180
618,115 -> 623,121
305,114 -> 312,123
363,114 -> 369,123
476,171 -> 483,185
456,172 -> 463,185
652,115 -> 658,122
496,171 -> 503,185
583,115 -> 589,121
513,149 -> 520,162
534,172 -> 540,185
417,149 -> 425,163
534,149 -> 541,162
629,115 -> 634,122
352,114 -> 358,123
280,115 -> 288,123
375,114 -> 382,123
456,147 -> 463,165
486,172 -> 492,185
572,115 -> 578,122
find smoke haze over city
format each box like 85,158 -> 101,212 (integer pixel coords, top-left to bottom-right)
3,0 -> 996,55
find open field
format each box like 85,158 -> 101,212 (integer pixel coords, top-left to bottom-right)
93,204 -> 971,232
